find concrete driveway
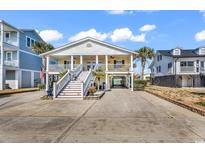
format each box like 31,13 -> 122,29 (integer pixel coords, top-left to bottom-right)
0,89 -> 205,142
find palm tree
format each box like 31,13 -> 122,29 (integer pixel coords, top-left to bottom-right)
136,47 -> 155,80
32,41 -> 54,54
32,42 -> 54,85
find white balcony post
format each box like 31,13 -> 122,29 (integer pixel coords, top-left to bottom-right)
105,73 -> 108,90
96,55 -> 99,65
131,73 -> 134,91
105,55 -> 108,71
0,23 -> 4,90
46,56 -> 50,91
130,54 -> 133,72
80,55 -> 83,65
71,55 -> 74,70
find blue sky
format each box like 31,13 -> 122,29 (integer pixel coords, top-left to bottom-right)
1,10 -> 205,73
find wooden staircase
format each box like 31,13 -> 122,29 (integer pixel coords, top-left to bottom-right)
57,71 -> 90,100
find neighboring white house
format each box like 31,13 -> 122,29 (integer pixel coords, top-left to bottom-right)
41,37 -> 138,99
149,47 -> 205,87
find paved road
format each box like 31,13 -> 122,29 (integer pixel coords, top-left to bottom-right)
0,89 -> 205,142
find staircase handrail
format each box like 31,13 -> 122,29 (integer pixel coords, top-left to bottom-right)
53,71 -> 71,98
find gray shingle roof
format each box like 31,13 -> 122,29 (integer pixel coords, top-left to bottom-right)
158,48 -> 204,57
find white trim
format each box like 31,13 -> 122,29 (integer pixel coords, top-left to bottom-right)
19,50 -> 40,57
20,68 -> 40,73
40,37 -> 137,56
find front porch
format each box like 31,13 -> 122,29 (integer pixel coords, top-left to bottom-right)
41,37 -> 137,99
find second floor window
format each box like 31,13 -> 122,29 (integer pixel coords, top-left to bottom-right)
157,66 -> 161,73
114,60 -> 125,68
26,37 -> 35,48
26,37 -> 31,47
168,63 -> 172,69
157,55 -> 162,61
5,32 -> 10,42
201,61 -> 204,68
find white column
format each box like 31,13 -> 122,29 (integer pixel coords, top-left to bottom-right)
0,23 -> 4,90
31,71 -> 34,88
105,55 -> 108,71
80,55 -> 83,65
18,70 -> 22,88
131,73 -> 134,91
105,73 -> 108,90
46,56 -> 50,91
96,55 -> 99,65
130,54 -> 133,72
71,55 -> 74,70
17,31 -> 20,67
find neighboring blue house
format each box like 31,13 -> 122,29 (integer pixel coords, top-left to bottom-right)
0,20 -> 44,90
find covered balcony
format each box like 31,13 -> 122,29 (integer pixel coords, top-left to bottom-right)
47,54 -> 134,73
0,21 -> 19,51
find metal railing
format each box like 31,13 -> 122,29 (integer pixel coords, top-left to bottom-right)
4,60 -> 18,67
180,66 -> 195,73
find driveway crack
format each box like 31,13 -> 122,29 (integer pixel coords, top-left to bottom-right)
52,100 -> 98,143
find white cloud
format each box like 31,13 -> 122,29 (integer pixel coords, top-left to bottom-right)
200,10 -> 205,17
69,29 -> 108,42
195,30 -> 205,41
139,24 -> 156,32
106,10 -> 133,15
110,28 -> 146,42
131,33 -> 146,42
39,30 -> 63,42
110,28 -> 133,42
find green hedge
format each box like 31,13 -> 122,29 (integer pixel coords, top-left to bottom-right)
133,80 -> 147,91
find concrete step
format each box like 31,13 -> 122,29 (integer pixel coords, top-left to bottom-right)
59,93 -> 82,96
56,96 -> 83,100
62,89 -> 82,92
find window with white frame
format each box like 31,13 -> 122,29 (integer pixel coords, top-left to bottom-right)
5,32 -> 10,42
6,52 -> 12,61
26,36 -> 35,48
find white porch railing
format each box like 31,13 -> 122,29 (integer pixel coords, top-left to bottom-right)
53,64 -> 83,98
71,64 -> 83,78
49,64 -> 71,72
180,66 -> 195,73
108,64 -> 130,72
4,60 -> 18,67
53,71 -> 71,98
82,69 -> 93,96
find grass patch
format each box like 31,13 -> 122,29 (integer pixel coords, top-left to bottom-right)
194,102 -> 205,106
191,92 -> 205,96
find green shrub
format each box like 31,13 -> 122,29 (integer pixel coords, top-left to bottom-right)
194,102 -> 205,106
38,83 -> 45,90
133,80 -> 147,91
